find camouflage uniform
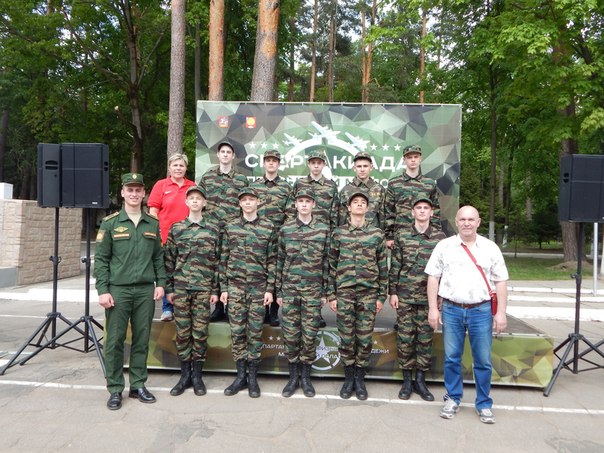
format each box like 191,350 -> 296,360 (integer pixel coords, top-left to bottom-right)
327,222 -> 388,368
251,175 -> 292,229
219,216 -> 277,361
200,167 -> 249,225
276,216 -> 330,364
384,173 -> 440,240
337,176 -> 385,229
289,175 -> 337,231
164,216 -> 220,362
389,223 -> 446,370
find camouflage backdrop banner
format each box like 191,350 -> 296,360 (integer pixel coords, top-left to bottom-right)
196,102 -> 461,230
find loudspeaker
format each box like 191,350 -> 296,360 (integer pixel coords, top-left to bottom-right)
558,154 -> 604,222
37,143 -> 110,208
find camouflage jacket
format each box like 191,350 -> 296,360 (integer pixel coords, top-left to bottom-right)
251,175 -> 292,229
389,223 -> 446,305
164,216 -> 221,294
288,175 -> 338,231
276,216 -> 330,300
384,172 -> 440,240
219,216 -> 277,293
200,166 -> 249,224
337,176 -> 385,229
327,221 -> 388,303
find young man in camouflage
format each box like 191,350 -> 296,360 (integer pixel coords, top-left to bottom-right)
276,188 -> 330,398
389,197 -> 446,401
384,145 -> 440,248
328,190 -> 388,401
200,139 -> 249,322
251,149 -> 292,327
337,152 -> 385,229
290,149 -> 337,327
164,185 -> 221,397
220,187 -> 277,398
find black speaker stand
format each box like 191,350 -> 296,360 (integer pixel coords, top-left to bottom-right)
543,223 -> 604,396
0,208 -> 105,376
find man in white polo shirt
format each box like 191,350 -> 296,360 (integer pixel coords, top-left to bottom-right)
425,205 -> 508,424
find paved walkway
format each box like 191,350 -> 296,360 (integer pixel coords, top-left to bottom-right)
1,275 -> 604,452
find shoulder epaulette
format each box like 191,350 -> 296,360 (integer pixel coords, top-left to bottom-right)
102,212 -> 119,221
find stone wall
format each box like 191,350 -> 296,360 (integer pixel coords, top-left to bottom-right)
0,200 -> 82,285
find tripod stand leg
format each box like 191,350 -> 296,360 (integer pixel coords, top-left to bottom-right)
0,316 -> 56,375
543,334 -> 580,397
84,317 -> 106,377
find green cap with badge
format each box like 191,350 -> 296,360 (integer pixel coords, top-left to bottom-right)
307,149 -> 327,162
403,145 -> 422,156
238,187 -> 259,199
353,151 -> 372,162
413,197 -> 433,207
295,188 -> 316,201
263,149 -> 281,161
186,185 -> 206,198
348,190 -> 369,205
121,173 -> 145,186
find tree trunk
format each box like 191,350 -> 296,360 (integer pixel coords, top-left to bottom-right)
327,0 -> 336,102
288,18 -> 295,101
309,0 -> 318,102
0,109 -> 8,182
167,0 -> 186,157
195,22 -> 201,102
208,0 -> 225,101
488,66 -> 497,242
419,8 -> 427,103
250,0 -> 281,101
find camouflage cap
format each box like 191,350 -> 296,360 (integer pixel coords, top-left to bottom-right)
295,187 -> 316,201
403,145 -> 422,156
121,173 -> 145,186
413,197 -> 433,207
348,190 -> 369,205
307,149 -> 327,162
216,139 -> 235,152
353,151 -> 372,162
263,149 -> 281,161
186,185 -> 206,198
238,187 -> 259,199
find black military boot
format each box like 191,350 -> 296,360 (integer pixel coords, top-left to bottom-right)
354,367 -> 368,400
170,360 -> 192,396
398,369 -> 413,400
413,370 -> 434,401
300,363 -> 316,397
210,301 -> 226,322
281,362 -> 300,398
269,301 -> 280,327
339,365 -> 355,399
248,359 -> 261,398
192,360 -> 207,396
224,359 -> 248,396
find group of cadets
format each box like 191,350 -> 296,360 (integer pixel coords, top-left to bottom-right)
164,140 -> 442,401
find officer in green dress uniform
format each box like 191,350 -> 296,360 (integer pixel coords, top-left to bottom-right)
94,173 -> 167,410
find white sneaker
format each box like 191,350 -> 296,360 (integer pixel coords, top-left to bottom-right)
476,408 -> 496,424
440,398 -> 459,419
160,310 -> 174,322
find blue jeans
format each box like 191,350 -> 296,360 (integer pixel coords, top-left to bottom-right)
442,301 -> 493,410
162,295 -> 173,313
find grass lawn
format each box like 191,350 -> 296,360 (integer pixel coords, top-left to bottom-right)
505,257 -> 593,280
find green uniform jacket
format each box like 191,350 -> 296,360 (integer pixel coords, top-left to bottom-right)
219,216 -> 277,294
337,176 -> 385,229
389,223 -> 446,305
384,172 -> 440,240
327,221 -> 388,303
164,216 -> 221,295
251,175 -> 292,229
200,167 -> 249,223
276,216 -> 330,300
94,209 -> 167,294
288,175 -> 338,231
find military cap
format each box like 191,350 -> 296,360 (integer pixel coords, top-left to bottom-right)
403,145 -> 422,156
295,187 -> 316,201
186,185 -> 206,198
216,139 -> 235,152
413,197 -> 433,207
353,151 -> 372,162
348,190 -> 369,205
121,173 -> 145,186
238,187 -> 259,199
263,149 -> 281,161
307,149 -> 327,162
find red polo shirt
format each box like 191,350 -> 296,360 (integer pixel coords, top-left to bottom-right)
147,176 -> 196,243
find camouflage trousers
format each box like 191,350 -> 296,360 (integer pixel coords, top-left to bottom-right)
227,288 -> 265,361
173,290 -> 211,362
336,289 -> 377,368
396,302 -> 434,371
281,294 -> 322,364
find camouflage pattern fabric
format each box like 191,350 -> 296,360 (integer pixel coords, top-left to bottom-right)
336,177 -> 385,229
200,167 -> 249,224
288,176 -> 337,230
389,223 -> 446,370
384,173 -> 440,240
336,289 -> 378,368
172,290 -> 211,361
226,287 -> 265,361
276,217 -> 330,363
251,175 -> 292,229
